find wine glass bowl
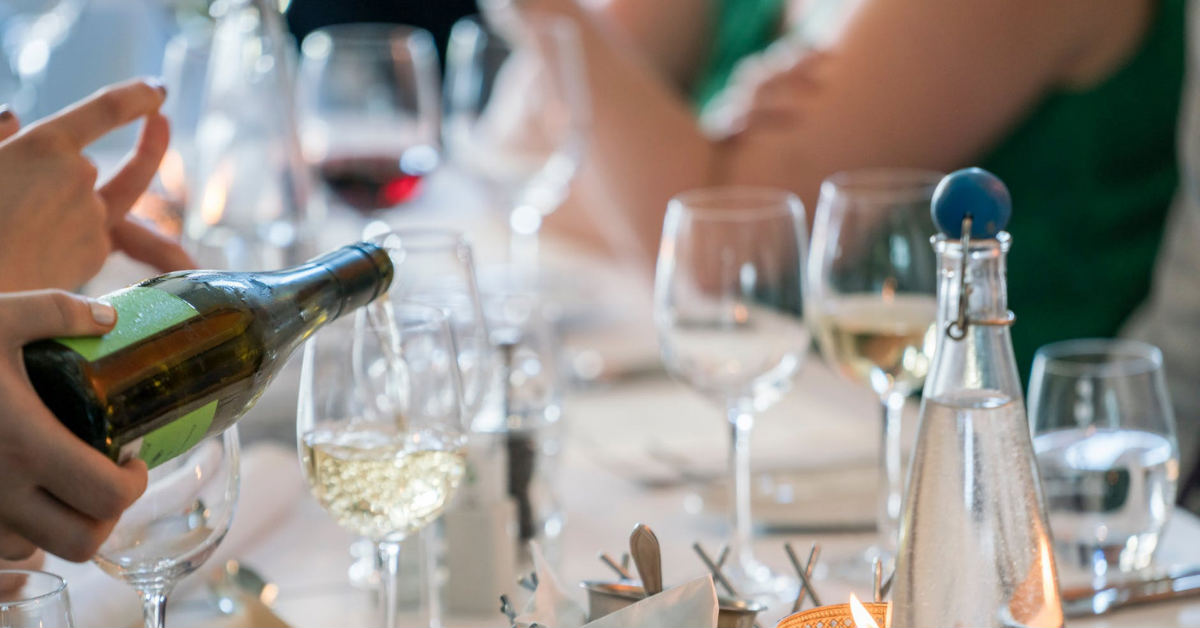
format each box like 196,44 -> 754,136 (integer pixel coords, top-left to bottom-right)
444,13 -> 589,241
297,301 -> 467,628
807,169 -> 941,569
94,429 -> 240,628
654,187 -> 808,600
298,24 -> 442,215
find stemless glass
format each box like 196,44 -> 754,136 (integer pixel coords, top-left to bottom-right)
1029,339 -> 1180,588
298,24 -> 442,216
0,570 -> 74,627
444,13 -> 589,266
94,429 -> 241,628
654,187 -> 809,600
807,169 -> 941,571
298,302 -> 468,628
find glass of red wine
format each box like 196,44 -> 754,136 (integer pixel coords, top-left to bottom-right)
298,24 -> 442,216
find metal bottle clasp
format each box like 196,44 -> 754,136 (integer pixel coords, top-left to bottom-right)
945,215 -> 1016,341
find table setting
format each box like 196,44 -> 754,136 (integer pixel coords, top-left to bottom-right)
2,1 -> 1200,628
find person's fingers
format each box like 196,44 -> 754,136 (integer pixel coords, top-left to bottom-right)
0,531 -> 37,562
0,291 -> 115,348
33,78 -> 165,150
99,112 -> 170,221
2,488 -> 110,562
110,217 -> 197,272
18,395 -> 148,523
0,105 -> 20,143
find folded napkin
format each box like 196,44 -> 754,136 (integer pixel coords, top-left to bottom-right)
515,544 -> 718,628
46,442 -> 306,628
584,576 -> 718,628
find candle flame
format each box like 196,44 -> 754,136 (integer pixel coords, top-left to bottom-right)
849,593 -> 879,628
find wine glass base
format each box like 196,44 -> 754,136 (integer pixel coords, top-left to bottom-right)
722,556 -> 798,605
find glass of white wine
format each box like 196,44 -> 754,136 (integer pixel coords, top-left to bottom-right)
297,301 -> 467,628
655,187 -> 810,600
807,169 -> 941,572
94,429 -> 240,628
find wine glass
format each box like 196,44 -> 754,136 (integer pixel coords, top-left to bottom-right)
654,187 -> 809,600
806,169 -> 940,572
444,13 -> 589,267
0,570 -> 75,627
1028,339 -> 1179,589
297,24 -> 441,217
94,429 -> 241,628
298,302 -> 468,628
365,226 -> 493,424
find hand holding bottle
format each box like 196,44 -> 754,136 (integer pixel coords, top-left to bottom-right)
0,79 -> 195,292
0,291 -> 148,562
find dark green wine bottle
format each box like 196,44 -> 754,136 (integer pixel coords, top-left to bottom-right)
23,242 -> 394,468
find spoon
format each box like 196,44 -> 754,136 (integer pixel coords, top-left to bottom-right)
629,524 -> 663,596
207,560 -> 289,627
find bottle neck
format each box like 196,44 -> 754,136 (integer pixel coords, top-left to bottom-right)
260,243 -> 394,326
925,233 -> 1023,400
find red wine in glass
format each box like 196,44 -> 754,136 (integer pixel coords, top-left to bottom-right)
317,153 -> 432,213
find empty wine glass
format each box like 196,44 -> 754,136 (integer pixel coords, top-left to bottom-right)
807,169 -> 941,572
94,429 -> 241,628
654,187 -> 809,600
298,302 -> 468,628
1029,339 -> 1179,589
298,24 -> 441,217
0,570 -> 75,627
444,12 -> 589,266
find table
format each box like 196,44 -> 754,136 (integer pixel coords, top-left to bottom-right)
59,170 -> 1200,627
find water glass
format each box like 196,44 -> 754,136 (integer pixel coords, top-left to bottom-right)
0,570 -> 74,628
1029,339 -> 1179,587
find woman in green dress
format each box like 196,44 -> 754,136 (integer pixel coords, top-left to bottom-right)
493,0 -> 1186,379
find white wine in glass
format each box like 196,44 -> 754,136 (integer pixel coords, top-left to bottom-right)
807,169 -> 941,573
298,302 -> 467,628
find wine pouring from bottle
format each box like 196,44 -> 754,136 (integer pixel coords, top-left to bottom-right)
891,169 -> 1064,628
22,242 -> 394,469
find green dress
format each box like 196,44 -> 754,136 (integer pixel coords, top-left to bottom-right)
695,0 -> 1186,379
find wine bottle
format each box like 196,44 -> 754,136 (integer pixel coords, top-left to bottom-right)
22,242 -> 394,468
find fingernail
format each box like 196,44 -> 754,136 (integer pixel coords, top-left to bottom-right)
144,76 -> 167,98
0,106 -> 11,121
90,300 -> 116,326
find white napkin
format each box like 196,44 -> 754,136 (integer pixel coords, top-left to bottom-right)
515,544 -> 718,628
583,576 -> 718,628
46,443 -> 306,628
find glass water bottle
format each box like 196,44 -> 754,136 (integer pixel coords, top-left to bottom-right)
891,169 -> 1063,627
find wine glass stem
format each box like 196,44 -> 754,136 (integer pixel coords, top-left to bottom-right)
727,402 -> 756,568
877,391 -> 906,559
377,540 -> 403,628
137,584 -> 172,628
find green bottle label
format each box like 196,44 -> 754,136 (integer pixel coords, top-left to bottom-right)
54,286 -> 207,468
137,400 -> 218,469
55,286 -> 199,361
